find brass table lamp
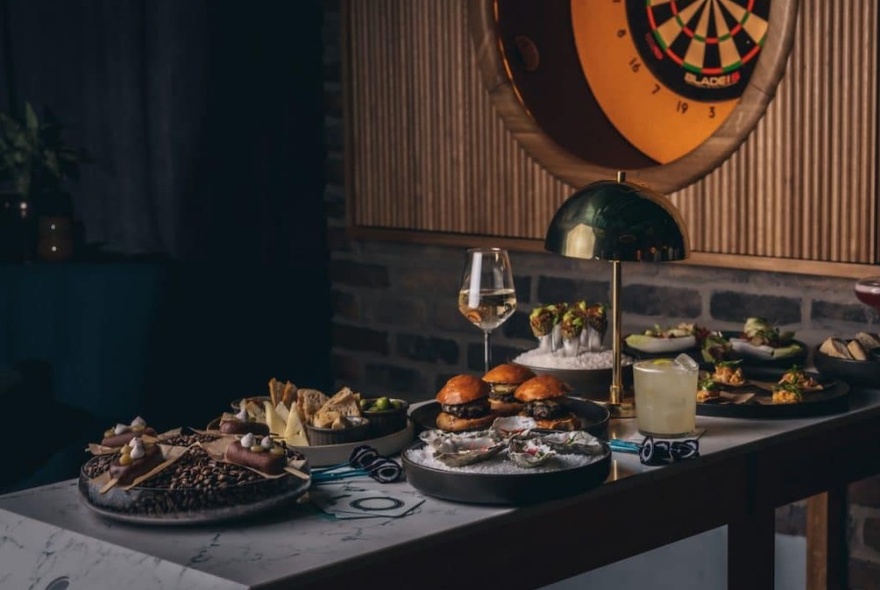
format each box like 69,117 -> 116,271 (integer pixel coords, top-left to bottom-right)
544,172 -> 690,417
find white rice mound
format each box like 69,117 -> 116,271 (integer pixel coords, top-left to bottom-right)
512,348 -> 634,370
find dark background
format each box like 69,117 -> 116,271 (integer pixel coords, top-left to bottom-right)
1,0 -> 332,490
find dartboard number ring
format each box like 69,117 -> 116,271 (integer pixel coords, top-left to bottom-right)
572,0 -> 770,164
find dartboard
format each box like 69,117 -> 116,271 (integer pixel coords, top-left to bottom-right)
629,0 -> 770,102
492,0 -> 772,167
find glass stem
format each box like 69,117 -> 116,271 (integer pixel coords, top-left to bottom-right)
483,330 -> 492,372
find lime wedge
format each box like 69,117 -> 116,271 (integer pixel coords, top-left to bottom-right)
625,334 -> 655,347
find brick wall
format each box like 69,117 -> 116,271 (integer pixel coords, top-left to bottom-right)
322,2 -> 880,585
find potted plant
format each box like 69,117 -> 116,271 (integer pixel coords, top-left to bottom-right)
0,101 -> 88,260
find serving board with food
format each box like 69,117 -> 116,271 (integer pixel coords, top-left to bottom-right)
80,424 -> 311,525
78,374 -> 421,523
402,422 -> 611,505
402,366 -> 612,504
623,319 -> 808,370
210,378 -> 414,466
695,364 -> 849,419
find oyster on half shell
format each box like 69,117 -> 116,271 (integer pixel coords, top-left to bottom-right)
540,430 -> 608,456
419,428 -> 494,450
431,434 -> 505,467
490,416 -> 537,440
507,437 -> 557,468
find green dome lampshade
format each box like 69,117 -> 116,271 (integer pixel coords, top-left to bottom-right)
544,174 -> 690,262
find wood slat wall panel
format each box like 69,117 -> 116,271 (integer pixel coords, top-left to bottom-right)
346,0 -> 878,264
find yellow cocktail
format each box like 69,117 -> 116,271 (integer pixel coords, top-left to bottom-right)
633,358 -> 698,438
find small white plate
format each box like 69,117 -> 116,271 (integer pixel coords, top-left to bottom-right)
625,334 -> 696,354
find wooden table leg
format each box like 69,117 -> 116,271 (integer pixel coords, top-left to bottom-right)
728,505 -> 776,590
807,488 -> 848,590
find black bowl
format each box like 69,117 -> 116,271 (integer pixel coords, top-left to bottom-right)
814,346 -> 880,388
360,398 -> 410,437
305,417 -> 372,446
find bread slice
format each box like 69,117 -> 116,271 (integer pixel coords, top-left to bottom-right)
847,339 -> 869,361
281,381 -> 298,408
297,389 -> 329,427
819,337 -> 852,359
312,387 -> 361,427
855,332 -> 880,351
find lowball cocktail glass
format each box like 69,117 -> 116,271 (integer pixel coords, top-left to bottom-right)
633,357 -> 698,438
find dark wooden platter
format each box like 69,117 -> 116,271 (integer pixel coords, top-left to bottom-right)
696,367 -> 849,419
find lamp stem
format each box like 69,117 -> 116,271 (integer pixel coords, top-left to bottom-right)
610,260 -> 623,405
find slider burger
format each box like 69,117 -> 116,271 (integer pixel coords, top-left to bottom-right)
482,363 -> 536,416
435,374 -> 496,432
514,374 -> 580,431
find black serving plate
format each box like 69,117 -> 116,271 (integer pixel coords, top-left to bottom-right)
696,366 -> 849,419
401,439 -> 611,506
814,346 -> 880,388
409,397 -> 610,439
78,456 -> 311,526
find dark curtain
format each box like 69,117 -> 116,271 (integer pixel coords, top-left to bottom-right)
0,0 -> 332,487
1,0 -> 327,266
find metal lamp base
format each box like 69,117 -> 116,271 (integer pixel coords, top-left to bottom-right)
597,398 -> 636,419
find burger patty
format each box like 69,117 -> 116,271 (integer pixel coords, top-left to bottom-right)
523,399 -> 566,420
441,398 -> 491,419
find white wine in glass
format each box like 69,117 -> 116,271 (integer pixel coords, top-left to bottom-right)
458,248 -> 517,372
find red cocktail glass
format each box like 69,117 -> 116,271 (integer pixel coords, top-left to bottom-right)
855,277 -> 880,312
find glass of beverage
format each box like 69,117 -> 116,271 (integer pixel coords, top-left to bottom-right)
633,355 -> 699,438
458,248 -> 517,372
855,277 -> 880,313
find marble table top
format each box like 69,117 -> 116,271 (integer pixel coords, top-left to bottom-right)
3,389 -> 880,590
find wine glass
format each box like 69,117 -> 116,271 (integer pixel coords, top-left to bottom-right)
855,277 -> 880,314
458,248 -> 517,372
